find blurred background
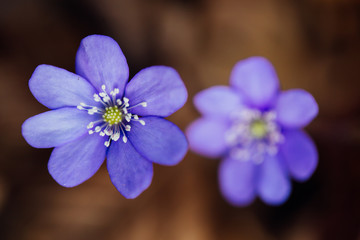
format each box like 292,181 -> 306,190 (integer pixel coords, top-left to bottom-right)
0,0 -> 359,239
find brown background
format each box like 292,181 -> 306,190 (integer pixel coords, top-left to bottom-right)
0,0 -> 359,239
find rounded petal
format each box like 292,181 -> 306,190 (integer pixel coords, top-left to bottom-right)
280,130 -> 318,181
230,57 -> 279,108
186,117 -> 228,158
257,154 -> 291,205
193,86 -> 244,118
275,89 -> 318,128
125,66 -> 187,117
127,117 -> 188,166
75,35 -> 129,94
218,158 -> 256,206
48,133 -> 106,187
107,140 -> 153,199
22,108 -> 96,148
29,65 -> 98,109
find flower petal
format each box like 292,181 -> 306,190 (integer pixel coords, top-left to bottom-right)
125,66 -> 187,117
29,65 -> 98,109
48,133 -> 106,187
275,89 -> 318,128
75,35 -> 129,94
230,57 -> 279,108
193,86 -> 244,118
107,140 -> 153,199
186,117 -> 228,158
218,158 -> 256,206
280,130 -> 318,181
257,154 -> 291,205
22,108 -> 95,148
127,117 -> 188,166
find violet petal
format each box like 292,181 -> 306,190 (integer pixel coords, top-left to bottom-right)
281,130 -> 318,181
125,66 -> 187,117
186,117 -> 229,158
128,117 -> 188,166
76,35 -> 129,94
230,56 -> 279,108
219,158 -> 256,206
257,154 -> 291,205
48,133 -> 106,187
194,85 -> 244,118
276,89 -> 318,128
22,108 -> 96,148
107,140 -> 153,199
29,65 -> 98,109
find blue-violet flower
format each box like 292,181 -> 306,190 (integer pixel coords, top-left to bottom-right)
186,57 -> 318,206
22,35 -> 188,198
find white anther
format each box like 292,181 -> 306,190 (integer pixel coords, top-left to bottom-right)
125,115 -> 131,122
79,87 -> 149,148
112,133 -> 120,141
93,94 -> 101,102
103,96 -> 111,103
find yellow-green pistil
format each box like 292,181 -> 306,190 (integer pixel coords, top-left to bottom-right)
250,120 -> 267,139
102,106 -> 123,125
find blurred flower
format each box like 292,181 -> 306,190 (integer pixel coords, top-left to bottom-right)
186,57 -> 318,206
22,35 -> 188,198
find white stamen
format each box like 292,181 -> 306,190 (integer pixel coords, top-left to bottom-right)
125,114 -> 131,122
77,87 -> 147,147
225,109 -> 283,164
112,132 -> 120,141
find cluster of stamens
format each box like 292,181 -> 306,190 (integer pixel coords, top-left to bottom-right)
77,85 -> 147,147
225,109 -> 284,164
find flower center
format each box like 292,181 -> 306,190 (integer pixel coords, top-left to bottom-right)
77,85 -> 147,147
225,109 -> 283,164
103,106 -> 123,125
250,120 -> 267,139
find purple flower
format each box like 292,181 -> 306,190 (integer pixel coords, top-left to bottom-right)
22,35 -> 188,198
186,57 -> 318,206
